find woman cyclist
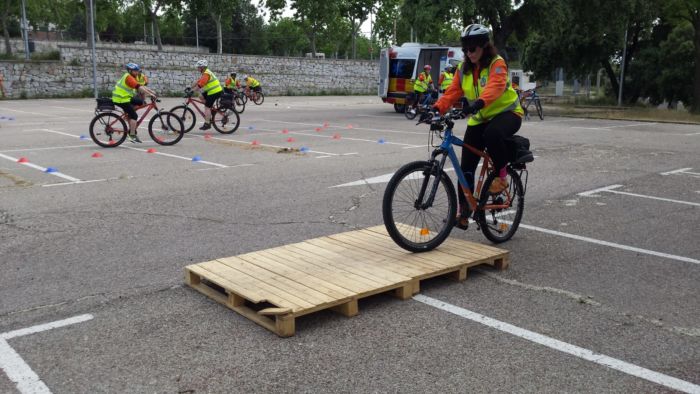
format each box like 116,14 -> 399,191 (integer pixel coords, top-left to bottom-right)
433,24 -> 524,230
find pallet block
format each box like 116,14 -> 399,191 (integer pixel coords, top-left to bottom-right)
185,225 -> 509,337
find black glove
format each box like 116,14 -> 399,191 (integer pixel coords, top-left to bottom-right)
464,99 -> 485,115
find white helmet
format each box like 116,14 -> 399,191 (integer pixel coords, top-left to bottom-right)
461,24 -> 490,48
196,59 -> 208,68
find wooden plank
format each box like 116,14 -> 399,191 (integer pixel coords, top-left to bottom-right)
236,251 -> 354,301
331,299 -> 359,317
218,256 -> 337,306
186,264 -> 266,304
261,248 -> 373,294
348,230 -> 470,268
296,239 -> 412,284
281,244 -> 391,289
258,307 -> 293,316
198,260 -> 313,310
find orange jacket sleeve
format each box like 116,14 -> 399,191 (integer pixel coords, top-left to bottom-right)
124,75 -> 140,89
434,68 -> 464,114
197,73 -> 210,88
478,58 -> 508,107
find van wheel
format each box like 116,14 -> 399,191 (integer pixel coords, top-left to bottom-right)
394,103 -> 406,113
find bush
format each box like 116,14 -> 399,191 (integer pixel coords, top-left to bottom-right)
30,50 -> 61,61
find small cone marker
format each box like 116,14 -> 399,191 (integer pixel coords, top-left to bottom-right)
204,133 -> 212,139
282,129 -> 289,134
80,135 -> 88,140
192,155 -> 202,162
108,140 -> 116,145
251,140 -> 260,146
147,148 -> 156,153
248,125 -> 255,130
347,124 -> 353,129
91,152 -> 103,158
315,127 -> 322,132
286,137 -> 295,142
300,146 -> 309,152
323,122 -> 329,127
45,167 -> 58,173
378,138 -> 386,144
17,157 -> 29,163
332,133 -> 341,140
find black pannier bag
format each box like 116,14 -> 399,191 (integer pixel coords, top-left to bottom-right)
219,93 -> 234,108
95,97 -> 115,111
504,135 -> 534,165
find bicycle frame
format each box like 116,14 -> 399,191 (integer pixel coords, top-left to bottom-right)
182,96 -> 213,117
427,123 -> 513,214
101,100 -> 160,129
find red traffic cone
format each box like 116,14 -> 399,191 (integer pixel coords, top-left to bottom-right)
332,134 -> 341,140
251,140 -> 260,146
282,129 -> 289,134
286,137 -> 295,142
147,148 -> 156,153
91,152 -> 103,158
17,157 -> 29,163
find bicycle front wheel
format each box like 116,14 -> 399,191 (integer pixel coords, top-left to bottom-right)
170,105 -> 196,132
234,95 -> 246,113
536,99 -> 544,120
148,112 -> 184,145
253,92 -> 264,105
475,166 -> 525,243
89,112 -> 128,148
382,161 -> 457,252
404,104 -> 418,120
212,107 -> 240,134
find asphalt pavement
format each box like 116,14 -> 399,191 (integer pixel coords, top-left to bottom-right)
0,96 -> 698,393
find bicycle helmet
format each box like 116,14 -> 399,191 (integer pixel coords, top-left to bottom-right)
126,63 -> 140,72
196,59 -> 208,68
423,65 -> 432,71
461,24 -> 490,49
230,72 -> 237,78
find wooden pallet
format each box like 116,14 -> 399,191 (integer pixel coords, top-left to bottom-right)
184,225 -> 509,337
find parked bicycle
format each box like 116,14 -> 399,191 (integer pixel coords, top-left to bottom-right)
170,88 -> 241,134
519,87 -> 543,120
382,110 -> 534,252
89,97 -> 184,148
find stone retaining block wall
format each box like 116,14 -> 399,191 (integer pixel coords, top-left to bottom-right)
0,45 -> 379,98
8,38 -> 209,54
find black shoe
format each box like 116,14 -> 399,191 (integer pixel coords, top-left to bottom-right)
199,123 -> 212,130
454,216 -> 469,230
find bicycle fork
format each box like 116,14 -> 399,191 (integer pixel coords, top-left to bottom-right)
415,150 -> 448,210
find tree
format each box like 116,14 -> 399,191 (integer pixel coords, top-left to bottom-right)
665,0 -> 700,112
1,0 -> 16,54
340,0 -> 373,59
267,0 -> 341,55
266,17 -> 308,56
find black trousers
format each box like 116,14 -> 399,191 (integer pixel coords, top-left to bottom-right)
458,111 -> 522,211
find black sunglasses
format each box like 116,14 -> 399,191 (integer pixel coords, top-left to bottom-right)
466,46 -> 479,53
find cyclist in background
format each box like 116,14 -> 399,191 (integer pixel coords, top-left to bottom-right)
244,75 -> 262,95
112,62 -> 157,143
191,59 -> 223,131
433,24 -> 524,229
224,72 -> 240,94
136,68 -> 149,101
438,65 -> 454,94
412,65 -> 434,112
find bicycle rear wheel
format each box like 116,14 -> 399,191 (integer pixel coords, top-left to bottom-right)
475,167 -> 524,243
536,99 -> 544,120
253,92 -> 264,105
383,160 -> 457,252
212,107 -> 240,134
170,105 -> 196,132
89,112 -> 128,148
234,95 -> 246,113
148,111 -> 184,145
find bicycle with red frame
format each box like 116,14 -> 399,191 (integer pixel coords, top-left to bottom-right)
382,110 -> 534,251
89,96 -> 184,148
244,86 -> 265,105
170,88 -> 240,134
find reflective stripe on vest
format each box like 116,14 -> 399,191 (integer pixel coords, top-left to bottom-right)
112,73 -> 136,104
440,72 -> 453,90
457,56 -> 523,126
202,69 -> 223,94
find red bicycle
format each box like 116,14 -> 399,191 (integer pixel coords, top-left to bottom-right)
170,88 -> 240,134
89,97 -> 184,148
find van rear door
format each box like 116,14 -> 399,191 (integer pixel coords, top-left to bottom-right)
417,48 -> 448,87
378,48 -> 389,98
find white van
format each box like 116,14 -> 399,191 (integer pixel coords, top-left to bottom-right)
378,43 -> 464,112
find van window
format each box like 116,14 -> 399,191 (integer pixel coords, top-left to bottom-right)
389,59 -> 416,79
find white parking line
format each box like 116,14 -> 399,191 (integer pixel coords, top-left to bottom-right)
414,295 -> 700,394
660,168 -> 693,175
288,131 -> 422,148
0,152 -> 82,183
579,184 -> 700,206
516,222 -> 699,265
0,145 -> 89,153
248,118 -> 426,135
0,314 -> 94,394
